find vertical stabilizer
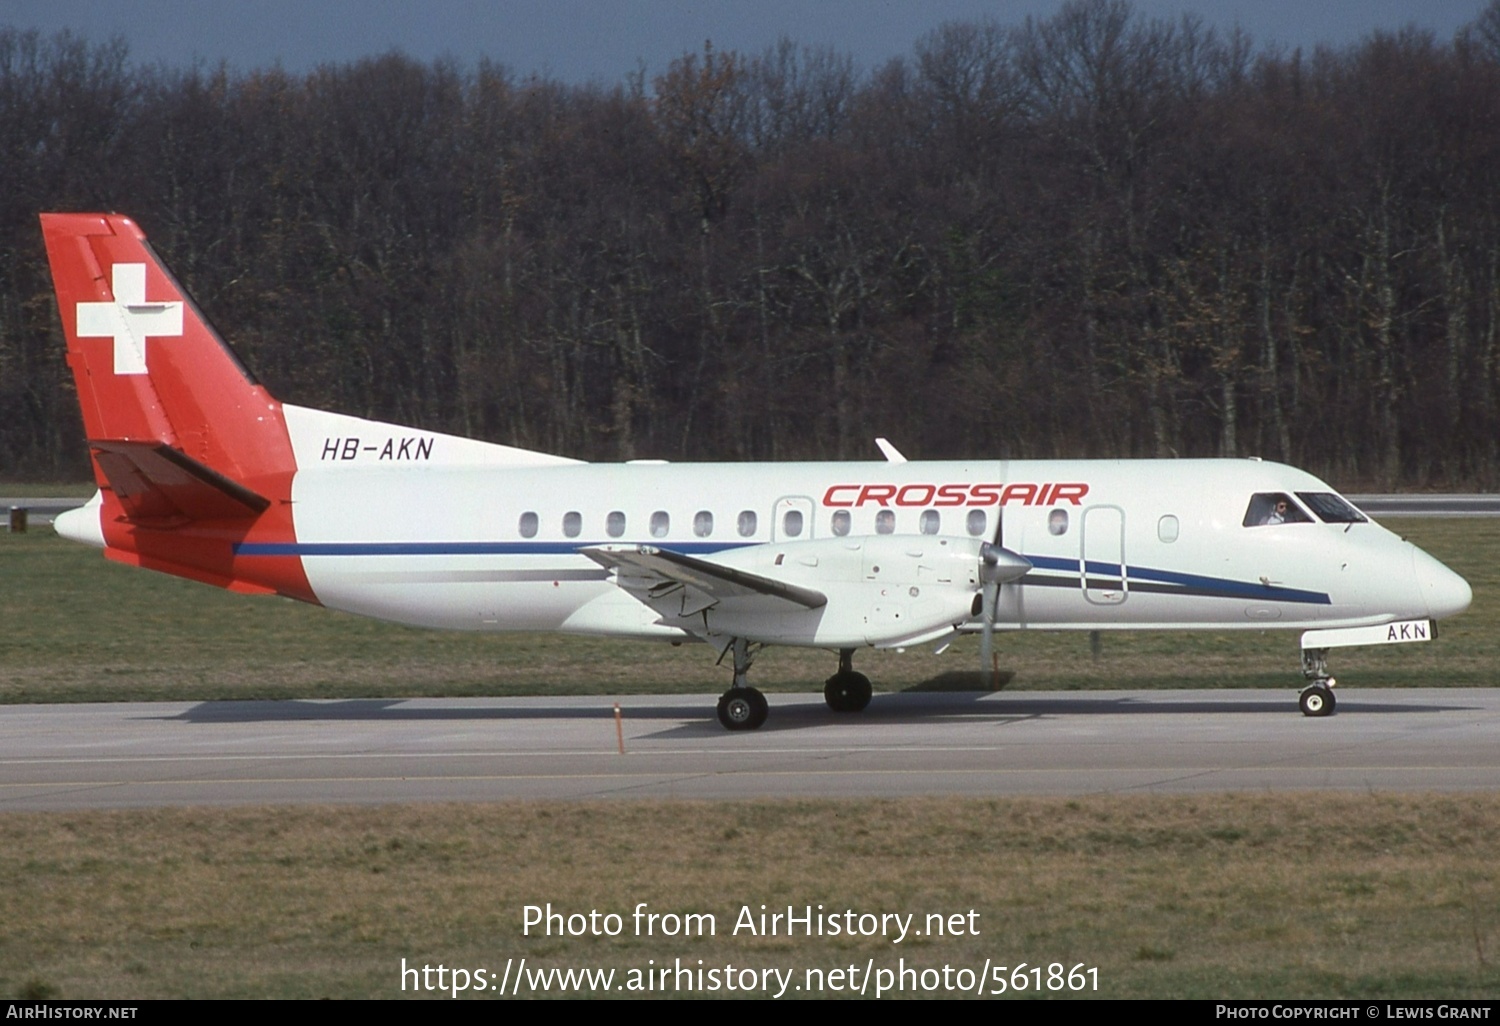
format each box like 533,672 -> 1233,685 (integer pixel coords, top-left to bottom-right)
41,213 -> 313,599
40,213 -> 295,489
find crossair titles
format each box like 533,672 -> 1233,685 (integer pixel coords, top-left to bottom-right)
821,482 -> 1088,508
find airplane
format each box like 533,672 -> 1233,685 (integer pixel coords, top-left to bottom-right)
40,212 -> 1473,729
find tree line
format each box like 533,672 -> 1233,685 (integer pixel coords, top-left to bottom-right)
3,0 -> 1500,488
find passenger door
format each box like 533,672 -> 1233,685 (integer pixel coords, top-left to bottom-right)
1081,504 -> 1127,605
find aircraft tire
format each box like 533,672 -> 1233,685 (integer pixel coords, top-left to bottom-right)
824,671 -> 873,713
718,687 -> 768,730
1299,684 -> 1336,717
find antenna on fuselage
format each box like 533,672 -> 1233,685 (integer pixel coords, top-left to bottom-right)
874,438 -> 907,464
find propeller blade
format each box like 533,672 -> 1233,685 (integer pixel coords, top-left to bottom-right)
979,506 -> 1006,688
979,579 -> 998,686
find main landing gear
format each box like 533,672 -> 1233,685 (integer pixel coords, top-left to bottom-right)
1298,647 -> 1336,717
715,642 -> 876,730
716,638 -> 768,731
824,647 -> 872,713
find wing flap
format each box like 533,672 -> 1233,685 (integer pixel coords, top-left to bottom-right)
580,545 -> 827,614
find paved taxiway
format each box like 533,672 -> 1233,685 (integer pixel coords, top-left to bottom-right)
2,689 -> 1498,809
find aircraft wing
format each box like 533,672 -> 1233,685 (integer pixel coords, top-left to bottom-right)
580,544 -> 827,618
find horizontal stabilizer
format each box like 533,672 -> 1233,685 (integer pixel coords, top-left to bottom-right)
90,440 -> 271,524
580,545 -> 827,612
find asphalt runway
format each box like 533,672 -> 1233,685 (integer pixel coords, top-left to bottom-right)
3,688 -> 1498,809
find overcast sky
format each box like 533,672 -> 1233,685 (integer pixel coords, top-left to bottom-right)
1,0 -> 1490,83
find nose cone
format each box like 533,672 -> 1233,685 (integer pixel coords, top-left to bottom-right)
1412,546 -> 1471,620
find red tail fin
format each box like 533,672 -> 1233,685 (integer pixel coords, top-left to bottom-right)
41,213 -> 295,488
42,213 -> 313,600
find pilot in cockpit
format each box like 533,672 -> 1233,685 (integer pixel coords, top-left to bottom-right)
1243,493 -> 1311,527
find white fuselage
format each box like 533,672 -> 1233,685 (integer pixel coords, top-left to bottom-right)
264,414 -> 1468,650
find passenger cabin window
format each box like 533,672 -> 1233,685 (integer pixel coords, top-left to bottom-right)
1296,492 -> 1368,524
1158,515 -> 1180,543
650,511 -> 670,538
1243,493 -> 1312,527
693,510 -> 714,537
519,512 -> 539,538
783,509 -> 804,537
831,510 -> 851,537
966,509 -> 987,536
562,511 -> 582,538
875,510 -> 895,534
1048,509 -> 1069,536
606,511 -> 626,538
919,510 -> 940,535
737,510 -> 757,537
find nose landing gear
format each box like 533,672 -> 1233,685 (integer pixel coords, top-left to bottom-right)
1298,647 -> 1336,717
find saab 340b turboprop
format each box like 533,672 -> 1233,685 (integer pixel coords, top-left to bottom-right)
41,213 -> 1472,729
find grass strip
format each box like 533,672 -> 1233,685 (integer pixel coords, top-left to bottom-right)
2,794 -> 1497,999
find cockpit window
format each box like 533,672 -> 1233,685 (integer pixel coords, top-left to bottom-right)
1296,492 -> 1368,524
1243,493 -> 1312,527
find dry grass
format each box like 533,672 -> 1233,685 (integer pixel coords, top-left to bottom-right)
1,794 -> 1497,999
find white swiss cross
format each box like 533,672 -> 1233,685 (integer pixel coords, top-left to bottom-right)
75,263 -> 184,376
